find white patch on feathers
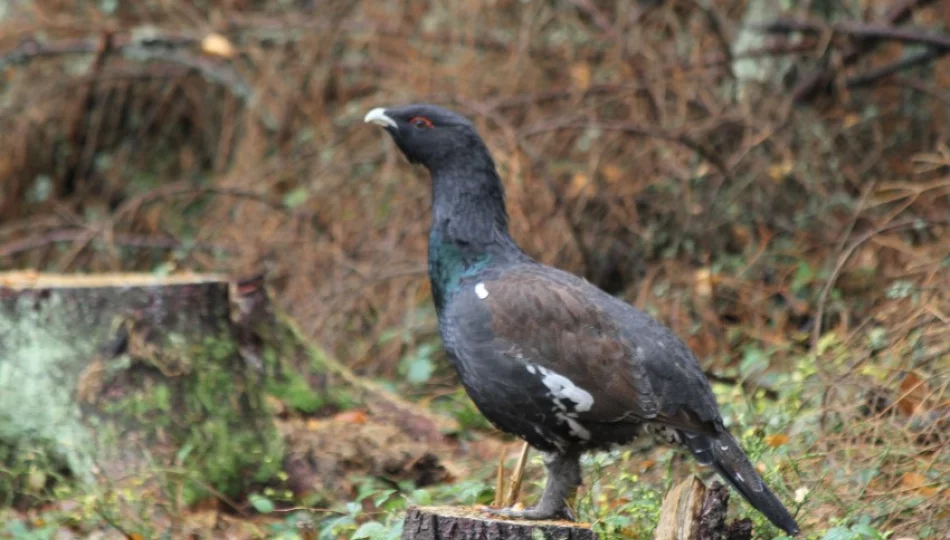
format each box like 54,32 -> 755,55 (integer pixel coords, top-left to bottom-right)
534,366 -> 594,412
559,413 -> 591,440
474,282 -> 489,299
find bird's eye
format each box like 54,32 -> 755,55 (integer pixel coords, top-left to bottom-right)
410,116 -> 434,129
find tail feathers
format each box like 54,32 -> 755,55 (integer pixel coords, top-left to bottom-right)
681,430 -> 800,536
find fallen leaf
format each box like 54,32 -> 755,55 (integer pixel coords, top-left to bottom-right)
333,410 -> 368,424
567,173 -> 592,198
902,472 -> 926,489
694,268 -> 714,298
897,372 -> 928,416
901,472 -> 938,496
768,160 -> 793,181
764,434 -> 789,448
843,113 -> 862,129
570,63 -> 592,90
201,33 -> 236,58
601,164 -> 623,183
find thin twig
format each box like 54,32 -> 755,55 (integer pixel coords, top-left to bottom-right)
756,0 -> 939,102
565,0 -> 618,40
811,218 -> 926,353
0,229 -> 228,259
112,183 -> 286,223
847,49 -> 944,88
520,118 -> 731,181
757,19 -> 950,52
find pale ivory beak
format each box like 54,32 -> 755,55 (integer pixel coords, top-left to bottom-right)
363,107 -> 397,129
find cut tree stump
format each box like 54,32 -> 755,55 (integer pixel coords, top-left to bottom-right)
0,271 -> 283,503
400,476 -> 755,540
654,476 -> 752,540
401,506 -> 597,540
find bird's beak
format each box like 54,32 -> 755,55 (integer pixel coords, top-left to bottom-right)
364,107 -> 397,129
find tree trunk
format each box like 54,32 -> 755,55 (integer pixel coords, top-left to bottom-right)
401,506 -> 597,540
0,272 -> 283,505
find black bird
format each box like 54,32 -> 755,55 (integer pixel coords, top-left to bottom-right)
364,104 -> 800,536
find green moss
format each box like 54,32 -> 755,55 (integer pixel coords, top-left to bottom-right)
166,335 -> 284,501
260,323 -> 356,414
267,373 -> 327,414
0,294 -> 285,508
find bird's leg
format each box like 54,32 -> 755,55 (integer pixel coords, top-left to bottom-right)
483,452 -> 580,521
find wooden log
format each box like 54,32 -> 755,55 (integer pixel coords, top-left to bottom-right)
654,476 -> 752,540
655,476 -> 707,540
0,271 -> 283,504
401,506 -> 597,540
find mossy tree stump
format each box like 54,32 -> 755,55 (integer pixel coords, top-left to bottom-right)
0,272 -> 283,505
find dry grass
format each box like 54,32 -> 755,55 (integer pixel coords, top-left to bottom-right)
1,0 -> 948,536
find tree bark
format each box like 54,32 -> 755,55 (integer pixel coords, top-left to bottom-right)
0,271 -> 282,504
401,506 -> 597,540
654,476 -> 752,540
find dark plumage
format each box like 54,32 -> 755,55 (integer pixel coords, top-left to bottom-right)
364,104 -> 800,536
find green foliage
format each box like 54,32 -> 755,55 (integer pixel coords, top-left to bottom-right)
249,492 -> 276,513
2,519 -> 61,540
266,365 -> 328,414
577,450 -> 665,540
398,342 -> 438,386
283,188 -> 310,209
823,516 -> 892,540
431,387 -> 495,434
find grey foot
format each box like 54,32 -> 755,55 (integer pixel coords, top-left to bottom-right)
481,503 -> 576,521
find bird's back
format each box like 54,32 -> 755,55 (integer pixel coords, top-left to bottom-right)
440,260 -> 725,448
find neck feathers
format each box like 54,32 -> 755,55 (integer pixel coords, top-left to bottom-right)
429,146 -> 518,255
427,147 -> 526,310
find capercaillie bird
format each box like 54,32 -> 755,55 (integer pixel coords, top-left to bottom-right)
364,104 -> 800,536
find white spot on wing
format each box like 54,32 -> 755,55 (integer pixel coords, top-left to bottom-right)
525,364 -> 537,374
474,282 -> 489,299
537,366 -> 594,412
558,413 -> 591,440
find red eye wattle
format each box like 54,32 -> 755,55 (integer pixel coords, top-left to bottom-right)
409,116 -> 434,129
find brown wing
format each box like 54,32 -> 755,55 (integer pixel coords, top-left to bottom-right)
466,266 -> 717,434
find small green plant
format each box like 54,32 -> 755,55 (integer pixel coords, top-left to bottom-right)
822,516 -> 892,540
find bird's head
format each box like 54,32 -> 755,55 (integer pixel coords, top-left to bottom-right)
363,104 -> 486,171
